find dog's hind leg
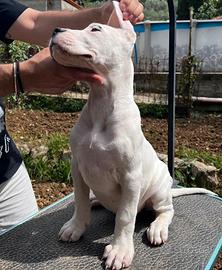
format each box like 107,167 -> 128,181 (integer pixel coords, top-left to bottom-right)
59,159 -> 91,242
147,186 -> 174,245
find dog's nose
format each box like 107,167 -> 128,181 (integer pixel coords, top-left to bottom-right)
52,28 -> 66,36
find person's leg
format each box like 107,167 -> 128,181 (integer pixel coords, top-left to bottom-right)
0,162 -> 38,235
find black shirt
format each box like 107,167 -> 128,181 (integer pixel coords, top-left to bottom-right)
0,98 -> 23,183
0,0 -> 28,43
0,0 -> 28,183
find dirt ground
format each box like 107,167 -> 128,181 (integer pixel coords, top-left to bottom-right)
6,109 -> 222,156
6,109 -> 222,269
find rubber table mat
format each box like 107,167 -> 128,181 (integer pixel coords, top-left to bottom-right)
0,194 -> 221,270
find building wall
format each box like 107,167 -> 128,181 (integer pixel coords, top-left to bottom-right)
134,73 -> 222,98
134,20 -> 222,73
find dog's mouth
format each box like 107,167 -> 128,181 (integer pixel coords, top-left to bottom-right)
50,43 -> 96,73
80,54 -> 93,60
56,46 -> 93,60
50,42 -> 94,60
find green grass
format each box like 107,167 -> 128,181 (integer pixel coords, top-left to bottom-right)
176,147 -> 222,172
47,133 -> 69,158
22,133 -> 71,183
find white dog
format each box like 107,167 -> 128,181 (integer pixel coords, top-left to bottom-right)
50,3 -> 216,269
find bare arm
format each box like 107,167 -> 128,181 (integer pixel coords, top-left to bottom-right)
6,6 -> 106,47
0,48 -> 103,98
0,64 -> 14,97
6,0 -> 144,47
0,0 -> 143,97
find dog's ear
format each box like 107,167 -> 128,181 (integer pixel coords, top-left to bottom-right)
108,1 -> 136,44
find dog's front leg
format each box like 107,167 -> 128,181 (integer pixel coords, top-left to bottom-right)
103,172 -> 141,270
59,159 -> 91,242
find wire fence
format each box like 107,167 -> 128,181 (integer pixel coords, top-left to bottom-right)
1,41 -> 221,107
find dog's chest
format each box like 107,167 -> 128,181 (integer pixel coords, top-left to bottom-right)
74,127 -> 122,191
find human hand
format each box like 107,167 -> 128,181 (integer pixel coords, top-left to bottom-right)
119,0 -> 144,23
20,48 -> 103,95
101,0 -> 144,25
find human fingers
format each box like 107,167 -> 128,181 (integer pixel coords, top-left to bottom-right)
120,0 -> 144,22
128,3 -> 144,23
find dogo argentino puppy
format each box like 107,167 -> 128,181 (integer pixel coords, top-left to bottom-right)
50,2 -> 216,269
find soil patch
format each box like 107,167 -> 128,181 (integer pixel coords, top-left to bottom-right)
6,109 -> 222,155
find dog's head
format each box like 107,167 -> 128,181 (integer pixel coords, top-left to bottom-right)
50,1 -> 136,77
50,23 -> 136,76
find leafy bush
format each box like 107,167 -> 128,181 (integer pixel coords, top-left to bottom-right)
22,133 -> 71,183
0,41 -> 41,63
143,0 -> 169,21
177,0 -> 222,20
27,96 -> 86,112
6,93 -> 30,109
5,95 -> 86,112
177,0 -> 203,20
195,0 -> 222,19
138,103 -> 168,118
47,133 -> 69,159
176,147 -> 222,172
7,95 -> 168,118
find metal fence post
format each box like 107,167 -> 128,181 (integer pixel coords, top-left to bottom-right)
167,0 -> 176,179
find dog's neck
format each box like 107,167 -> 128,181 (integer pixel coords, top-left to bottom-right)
88,59 -> 134,101
86,59 -> 134,126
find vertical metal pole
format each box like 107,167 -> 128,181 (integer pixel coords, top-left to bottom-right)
167,0 -> 176,179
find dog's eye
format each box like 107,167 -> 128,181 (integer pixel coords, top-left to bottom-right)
91,26 -> 102,32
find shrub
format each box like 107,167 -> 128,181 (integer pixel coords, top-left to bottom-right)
138,103 -> 168,118
7,95 -> 168,119
22,133 -> 71,183
176,147 -> 222,172
0,41 -> 41,63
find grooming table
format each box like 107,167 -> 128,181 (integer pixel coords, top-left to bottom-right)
0,193 -> 221,270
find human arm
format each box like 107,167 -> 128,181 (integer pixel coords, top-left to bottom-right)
0,0 -> 143,97
0,48 -> 103,98
6,0 -> 144,47
0,64 -> 14,97
6,7 -> 105,47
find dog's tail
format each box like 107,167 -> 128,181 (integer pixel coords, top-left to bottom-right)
171,187 -> 217,197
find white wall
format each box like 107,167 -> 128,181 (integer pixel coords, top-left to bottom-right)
134,20 -> 222,72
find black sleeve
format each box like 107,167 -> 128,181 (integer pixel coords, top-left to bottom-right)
0,0 -> 28,43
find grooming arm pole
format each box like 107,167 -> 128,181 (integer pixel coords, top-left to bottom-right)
167,0 -> 176,179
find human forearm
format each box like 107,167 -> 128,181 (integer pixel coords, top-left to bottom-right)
7,0 -> 144,47
7,5 -> 109,47
0,48 -> 103,98
0,64 -> 14,97
33,7 -> 108,46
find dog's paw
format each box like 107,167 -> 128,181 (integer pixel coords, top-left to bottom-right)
146,221 -> 168,245
58,218 -> 87,242
102,243 -> 134,270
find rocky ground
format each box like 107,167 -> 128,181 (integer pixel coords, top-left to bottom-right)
6,109 -> 222,269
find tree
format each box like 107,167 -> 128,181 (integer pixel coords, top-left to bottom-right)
216,0 -> 222,15
195,0 -> 222,19
177,0 -> 203,20
143,0 -> 169,21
